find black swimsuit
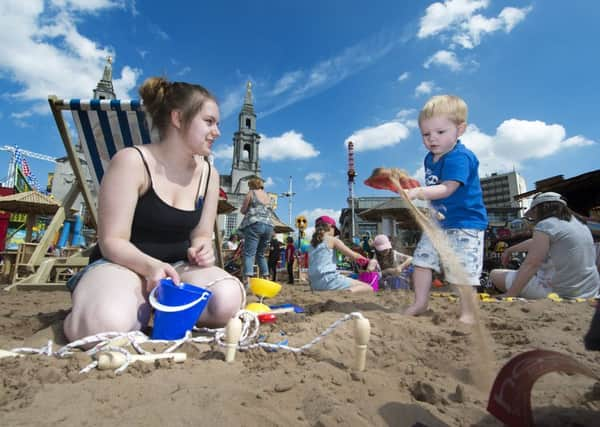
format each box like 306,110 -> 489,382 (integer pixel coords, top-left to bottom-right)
91,147 -> 210,263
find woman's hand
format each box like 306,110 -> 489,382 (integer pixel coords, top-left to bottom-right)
144,261 -> 180,294
188,239 -> 215,267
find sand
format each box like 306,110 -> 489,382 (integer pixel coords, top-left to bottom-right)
1,283 -> 600,427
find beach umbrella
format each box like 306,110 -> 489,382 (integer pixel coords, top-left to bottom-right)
271,211 -> 294,233
0,191 -> 61,242
217,187 -> 236,215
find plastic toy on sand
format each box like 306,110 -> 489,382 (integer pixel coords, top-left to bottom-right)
364,167 -> 421,192
149,278 -> 212,340
245,278 -> 282,314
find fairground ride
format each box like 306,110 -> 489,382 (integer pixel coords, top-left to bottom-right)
0,145 -> 57,191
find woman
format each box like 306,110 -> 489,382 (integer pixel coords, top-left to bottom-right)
239,177 -> 273,282
490,192 -> 599,299
64,77 -> 245,341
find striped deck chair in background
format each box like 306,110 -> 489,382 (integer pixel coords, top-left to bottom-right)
47,96 -> 225,270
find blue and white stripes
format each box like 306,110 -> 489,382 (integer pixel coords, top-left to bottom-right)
66,99 -> 155,189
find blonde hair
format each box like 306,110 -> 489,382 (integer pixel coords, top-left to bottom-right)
248,177 -> 264,190
418,94 -> 468,126
139,76 -> 216,140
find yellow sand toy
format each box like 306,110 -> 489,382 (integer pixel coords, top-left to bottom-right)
245,278 -> 282,313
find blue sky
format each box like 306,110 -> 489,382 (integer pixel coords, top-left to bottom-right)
1,0 -> 599,227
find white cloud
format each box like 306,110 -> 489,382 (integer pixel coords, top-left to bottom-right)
219,85 -> 246,119
424,50 -> 462,71
418,0 -> 532,49
270,70 -> 303,96
346,122 -> 410,153
260,131 -> 320,161
212,131 -> 320,162
396,108 -> 416,119
297,208 -> 342,240
263,176 -> 275,188
259,30 -> 399,117
397,72 -> 410,81
175,66 -> 192,77
305,172 -> 325,189
461,120 -> 596,175
212,144 -> 233,160
418,0 -> 489,38
0,0 -> 141,119
415,80 -> 435,96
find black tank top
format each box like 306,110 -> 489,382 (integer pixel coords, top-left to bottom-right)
91,147 -> 210,263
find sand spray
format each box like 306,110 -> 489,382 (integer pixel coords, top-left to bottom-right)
383,170 -> 496,392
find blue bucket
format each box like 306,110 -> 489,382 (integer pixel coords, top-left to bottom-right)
149,278 -> 212,340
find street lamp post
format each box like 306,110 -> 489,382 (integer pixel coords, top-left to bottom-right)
279,176 -> 295,226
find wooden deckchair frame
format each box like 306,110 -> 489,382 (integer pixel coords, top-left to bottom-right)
46,95 -> 224,267
5,96 -> 224,292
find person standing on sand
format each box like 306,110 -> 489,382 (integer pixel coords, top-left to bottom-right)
64,77 -> 245,342
404,95 -> 488,323
285,236 -> 296,284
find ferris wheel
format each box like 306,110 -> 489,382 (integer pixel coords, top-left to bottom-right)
0,145 -> 57,191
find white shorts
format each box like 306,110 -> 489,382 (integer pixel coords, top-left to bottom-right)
505,270 -> 552,299
412,228 -> 484,286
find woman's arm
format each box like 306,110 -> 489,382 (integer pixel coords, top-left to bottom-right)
381,252 -> 413,275
501,238 -> 533,266
240,191 -> 252,215
406,180 -> 460,201
97,148 -> 180,286
504,231 -> 550,297
188,164 -> 220,267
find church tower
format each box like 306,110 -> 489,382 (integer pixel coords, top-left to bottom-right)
230,81 -> 261,191
93,57 -> 116,100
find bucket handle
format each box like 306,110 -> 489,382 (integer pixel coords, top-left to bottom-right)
149,287 -> 212,313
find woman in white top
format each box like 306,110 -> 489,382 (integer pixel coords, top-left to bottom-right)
490,192 -> 599,299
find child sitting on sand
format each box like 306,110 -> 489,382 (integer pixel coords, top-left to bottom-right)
404,94 -> 488,323
367,234 -> 413,290
308,216 -> 372,292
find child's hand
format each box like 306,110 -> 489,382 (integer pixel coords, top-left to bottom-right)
355,256 -> 369,268
406,187 -> 425,200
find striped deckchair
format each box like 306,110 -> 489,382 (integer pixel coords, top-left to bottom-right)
47,96 -> 225,269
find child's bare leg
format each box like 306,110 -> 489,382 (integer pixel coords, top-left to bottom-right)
457,285 -> 477,324
348,278 -> 375,293
404,266 -> 432,316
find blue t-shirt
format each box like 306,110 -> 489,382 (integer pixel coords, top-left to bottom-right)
424,141 -> 488,230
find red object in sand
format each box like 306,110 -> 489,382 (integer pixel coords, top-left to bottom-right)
487,349 -> 598,427
364,167 -> 420,193
432,278 -> 444,288
258,313 -> 277,324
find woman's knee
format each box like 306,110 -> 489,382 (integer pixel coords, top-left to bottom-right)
489,269 -> 508,290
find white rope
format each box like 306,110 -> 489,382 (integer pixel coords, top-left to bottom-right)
5,310 -> 366,374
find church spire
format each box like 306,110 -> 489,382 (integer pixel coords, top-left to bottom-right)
231,80 -> 260,178
244,81 -> 253,105
93,56 -> 116,100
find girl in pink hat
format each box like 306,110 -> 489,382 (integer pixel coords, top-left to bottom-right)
367,235 -> 413,290
308,216 -> 372,292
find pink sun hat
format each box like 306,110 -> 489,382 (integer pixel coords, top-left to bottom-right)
373,234 -> 392,251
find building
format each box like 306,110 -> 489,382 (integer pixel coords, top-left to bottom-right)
515,170 -> 600,218
480,171 -> 527,224
218,82 -> 265,238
